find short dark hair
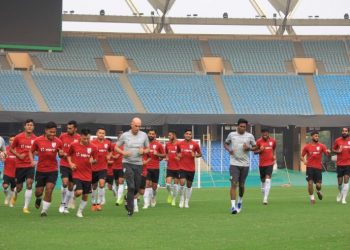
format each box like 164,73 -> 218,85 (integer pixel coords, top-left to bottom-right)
237,118 -> 248,126
168,130 -> 177,136
67,120 -> 77,128
80,128 -> 91,136
261,128 -> 269,133
310,130 -> 319,136
184,129 -> 192,134
45,121 -> 57,129
24,119 -> 34,125
9,134 -> 16,138
342,127 -> 349,132
97,127 -> 106,132
148,129 -> 156,134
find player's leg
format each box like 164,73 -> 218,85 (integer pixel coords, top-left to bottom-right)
341,169 -> 349,204
315,169 -> 323,201
91,172 -> 98,211
41,181 -> 55,216
143,179 -> 152,209
306,168 -> 315,204
236,167 -> 249,213
171,172 -> 180,206
184,172 -> 194,208
96,172 -> 106,210
259,167 -> 266,197
2,176 -> 11,205
9,178 -> 16,207
133,166 -> 142,213
336,167 -> 344,202
229,165 -> 239,214
263,166 -> 273,205
178,171 -> 186,208
150,170 -> 160,207
165,169 -> 173,204
137,176 -> 146,212
124,164 -> 136,216
116,174 -> 125,205
59,166 -> 69,212
34,172 -> 45,211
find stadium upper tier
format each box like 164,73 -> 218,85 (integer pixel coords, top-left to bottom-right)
0,70 -> 39,111
128,74 -> 224,114
223,75 -> 314,115
303,40 -> 350,73
31,71 -> 136,113
33,37 -> 103,71
108,38 -> 202,72
209,40 -> 295,73
313,75 -> 350,115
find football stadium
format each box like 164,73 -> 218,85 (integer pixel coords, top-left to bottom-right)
0,0 -> 349,249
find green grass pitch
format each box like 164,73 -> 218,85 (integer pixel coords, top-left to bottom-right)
0,186 -> 349,250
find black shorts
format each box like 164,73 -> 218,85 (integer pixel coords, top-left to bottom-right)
74,179 -> 92,195
306,168 -> 322,184
106,175 -> 114,185
92,170 -> 107,184
16,167 -> 35,184
3,175 -> 16,189
336,166 -> 350,178
179,170 -> 195,182
140,176 -> 147,190
259,165 -> 273,180
113,169 -> 124,180
60,165 -> 73,182
147,169 -> 160,183
166,169 -> 180,179
35,171 -> 58,187
230,165 -> 249,185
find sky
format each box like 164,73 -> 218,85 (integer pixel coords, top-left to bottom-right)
62,0 -> 350,35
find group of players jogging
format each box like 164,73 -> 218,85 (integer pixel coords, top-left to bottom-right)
0,117 -> 349,217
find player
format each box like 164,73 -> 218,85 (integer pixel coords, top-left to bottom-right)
29,122 -> 63,216
67,128 -> 97,218
59,120 -> 80,213
106,138 -> 117,202
91,128 -> 112,211
224,118 -> 257,214
177,129 -> 202,208
111,131 -> 125,206
165,131 -> 180,206
10,119 -> 37,214
115,117 -> 149,216
255,128 -> 276,205
143,129 -> 165,209
301,131 -> 330,204
1,135 -> 16,207
332,127 -> 350,204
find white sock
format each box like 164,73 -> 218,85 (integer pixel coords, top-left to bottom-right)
264,179 -> 271,200
24,189 -> 32,209
3,188 -> 8,197
42,200 -> 51,213
117,184 -> 124,200
238,196 -> 243,204
261,182 -> 266,194
173,184 -> 179,200
97,187 -> 104,204
91,189 -> 97,204
143,188 -> 151,205
166,183 -> 171,194
7,189 -> 13,201
134,198 -> 138,207
78,200 -> 87,212
179,185 -> 185,201
310,194 -> 315,200
64,191 -> 73,208
61,186 -> 67,204
152,189 -> 157,198
112,185 -> 117,198
231,200 -> 236,208
185,187 -> 192,202
342,183 -> 349,201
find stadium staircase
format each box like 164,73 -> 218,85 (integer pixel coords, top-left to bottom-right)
22,71 -> 49,112
303,75 -> 324,115
0,55 -> 11,70
119,74 -> 146,113
212,75 -> 235,114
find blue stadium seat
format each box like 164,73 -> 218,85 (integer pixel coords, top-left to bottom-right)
31,71 -> 136,113
128,74 -> 224,114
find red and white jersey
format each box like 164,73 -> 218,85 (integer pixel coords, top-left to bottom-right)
31,136 -> 62,172
4,146 -> 16,178
59,133 -> 80,167
145,140 -> 165,170
165,141 -> 180,171
91,139 -> 112,172
333,137 -> 350,166
68,142 -> 97,182
111,143 -> 123,170
11,132 -> 37,168
177,140 -> 201,172
302,142 -> 328,169
256,137 -> 276,167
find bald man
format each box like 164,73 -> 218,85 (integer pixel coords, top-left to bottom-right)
115,118 -> 149,216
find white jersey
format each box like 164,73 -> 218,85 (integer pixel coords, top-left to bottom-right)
225,131 -> 256,167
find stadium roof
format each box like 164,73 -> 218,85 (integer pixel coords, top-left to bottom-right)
62,0 -> 350,35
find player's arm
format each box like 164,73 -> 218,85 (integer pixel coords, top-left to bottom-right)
10,137 -> 25,160
28,144 -> 37,167
224,141 -> 234,155
323,145 -> 331,156
300,148 -> 307,165
154,145 -> 166,158
332,141 -> 342,154
193,144 -> 202,158
67,146 -> 76,170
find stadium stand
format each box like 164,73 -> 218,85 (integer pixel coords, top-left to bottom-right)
208,40 -> 295,73
222,75 -> 314,114
0,70 -> 39,111
31,71 -> 136,113
302,40 -> 350,73
108,38 -> 202,72
128,74 -> 224,113
33,37 -> 103,71
313,75 -> 350,115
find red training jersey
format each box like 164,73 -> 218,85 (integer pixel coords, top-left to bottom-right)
31,136 -> 63,172
68,142 -> 97,182
11,132 -> 37,168
4,146 -> 16,178
59,133 -> 80,167
256,137 -> 276,167
302,142 -> 328,169
145,140 -> 165,170
111,143 -> 123,170
165,141 -> 180,171
177,140 -> 201,172
91,139 -> 112,172
333,137 -> 350,166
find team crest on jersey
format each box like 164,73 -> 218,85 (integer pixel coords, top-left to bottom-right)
190,145 -> 193,149
31,140 -> 34,145
104,144 -> 108,149
348,141 -> 350,145
153,145 -> 157,149
316,146 -> 320,151
269,142 -> 273,146
52,142 -> 56,148
74,139 -> 78,143
87,148 -> 91,154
